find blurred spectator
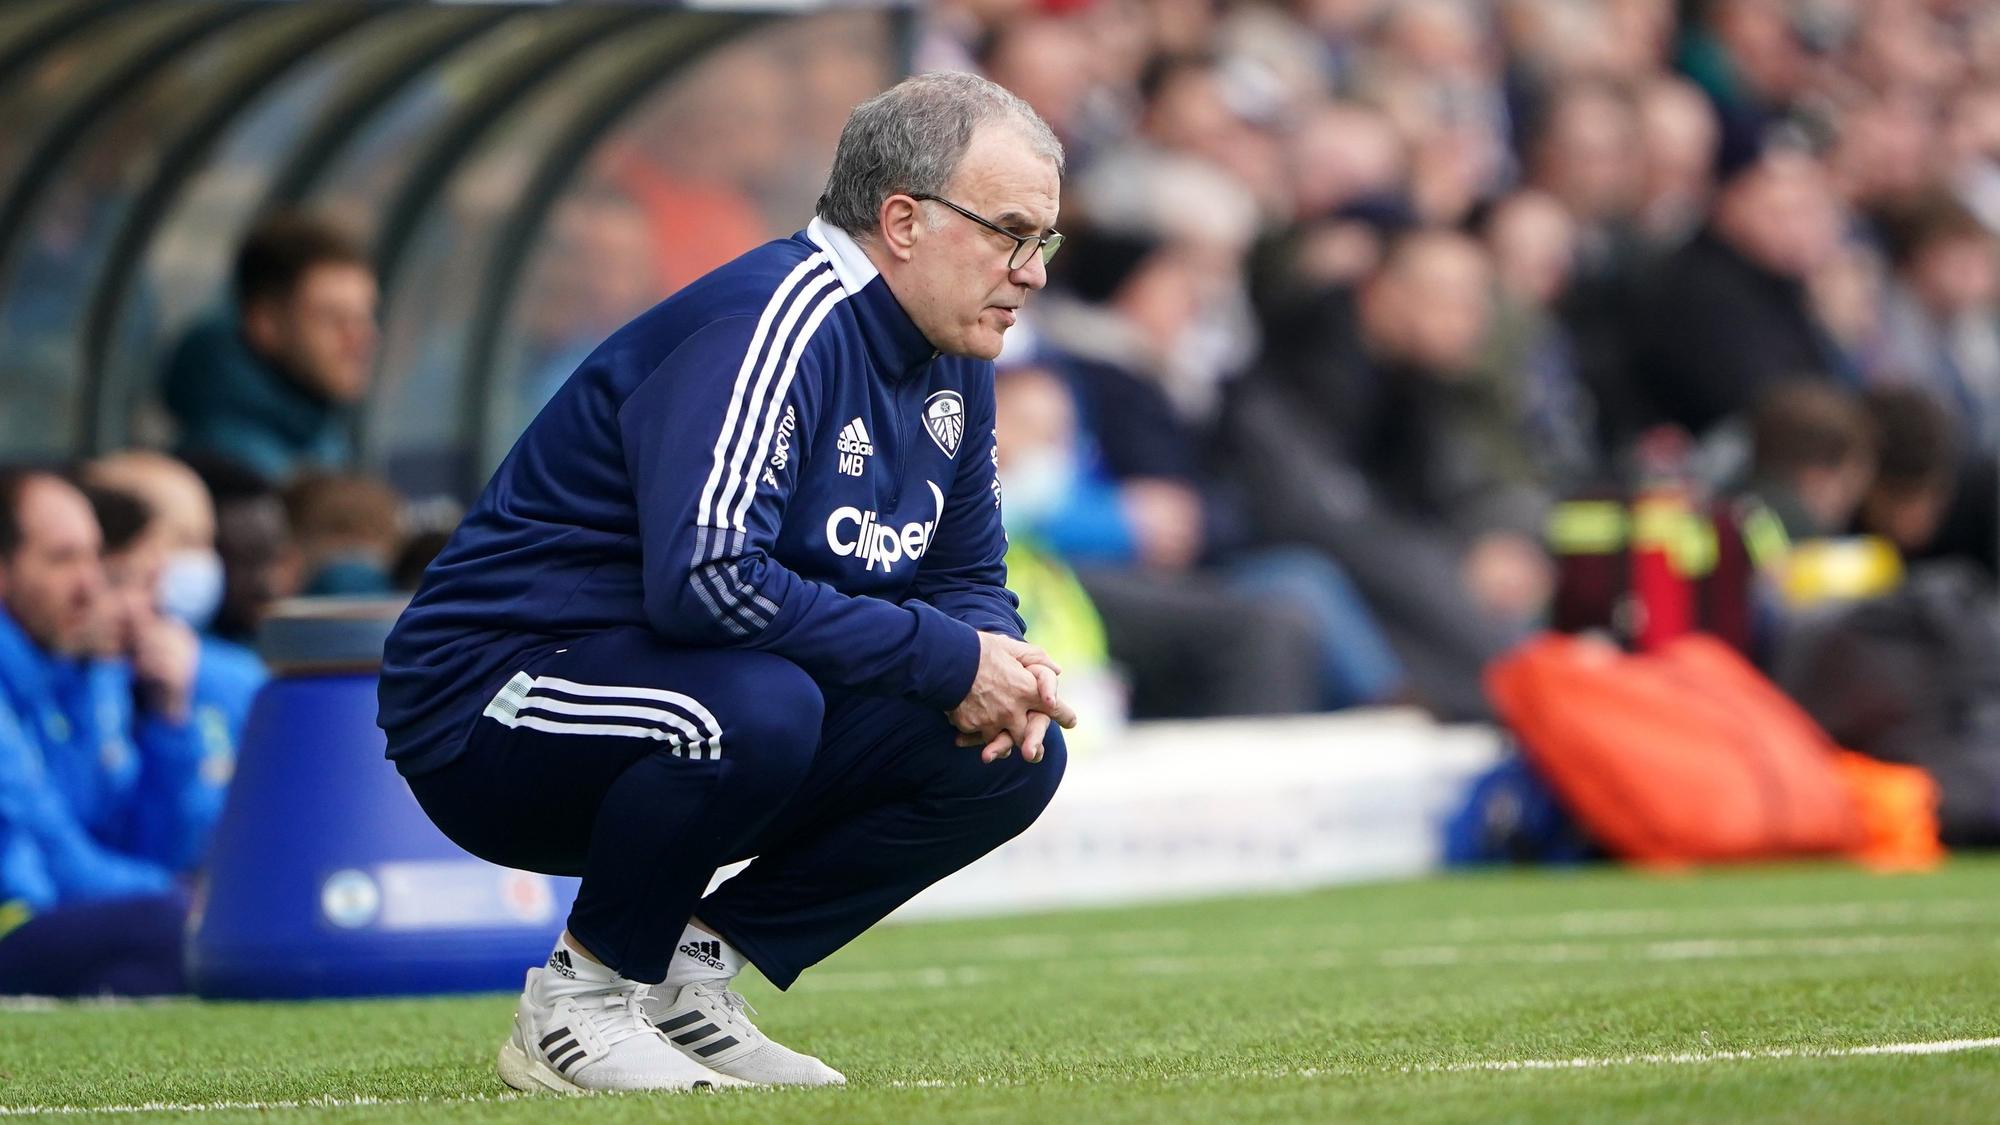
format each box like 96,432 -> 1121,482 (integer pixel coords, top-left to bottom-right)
0,470 -> 215,996
1634,76 -> 1721,247
1523,79 -> 1643,255
1861,383 -> 2000,579
1947,83 -> 2000,232
10,0 -> 1993,746
1250,100 -> 1410,316
599,49 -> 784,295
1828,96 -> 1941,225
1809,234 -> 1890,380
283,473 -> 405,598
516,190 -> 663,417
1362,0 -> 1512,225
1227,230 -> 1545,719
1070,154 -> 1262,420
1478,189 -> 1600,491
1677,0 -> 1811,171
917,0 -> 1033,77
1856,386 -> 1959,558
81,451 -> 266,744
181,455 -> 297,646
1033,227 -> 1408,710
1525,80 -> 1652,449
1356,230 -> 1555,548
994,365 -> 1322,719
1873,192 -> 2000,453
1640,146 -> 1846,434
392,529 -> 452,593
160,212 -> 378,482
1743,382 -> 1877,540
83,453 -> 227,633
986,366 -> 1124,745
80,484 -> 251,860
1032,231 -> 1215,571
974,13 -> 1102,149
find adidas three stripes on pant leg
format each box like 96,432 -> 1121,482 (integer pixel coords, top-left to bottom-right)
404,625 -> 1066,985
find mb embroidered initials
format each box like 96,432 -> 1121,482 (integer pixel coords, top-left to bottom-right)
836,418 -> 873,477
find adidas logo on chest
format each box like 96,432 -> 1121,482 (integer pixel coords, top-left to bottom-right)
836,417 -> 873,477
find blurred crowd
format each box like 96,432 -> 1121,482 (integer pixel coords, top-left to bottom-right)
943,0 -> 2000,722
12,0 -> 2000,985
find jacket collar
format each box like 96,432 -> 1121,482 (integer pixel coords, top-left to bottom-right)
804,218 -> 938,380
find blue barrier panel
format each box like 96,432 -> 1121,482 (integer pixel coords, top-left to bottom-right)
187,600 -> 575,999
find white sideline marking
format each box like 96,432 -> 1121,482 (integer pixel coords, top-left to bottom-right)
801,931 -> 1987,990
1407,1036 -> 2000,1073
3,1040 -> 1994,1113
0,1093 -> 530,1116
907,899 -> 2000,965
877,1037 -> 2000,1088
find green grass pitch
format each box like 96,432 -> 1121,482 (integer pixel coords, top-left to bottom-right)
4,858 -> 1998,1123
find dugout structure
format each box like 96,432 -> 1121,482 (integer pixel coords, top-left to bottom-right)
0,0 -> 910,499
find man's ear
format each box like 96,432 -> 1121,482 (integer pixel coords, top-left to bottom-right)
877,195 -> 923,263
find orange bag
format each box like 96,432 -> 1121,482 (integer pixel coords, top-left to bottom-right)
1833,751 -> 1944,872
1487,633 -> 1873,865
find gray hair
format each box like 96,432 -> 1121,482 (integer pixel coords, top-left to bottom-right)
816,71 -> 1064,237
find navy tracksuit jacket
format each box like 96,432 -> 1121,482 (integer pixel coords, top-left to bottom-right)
379,218 -> 1023,776
380,217 -> 1065,989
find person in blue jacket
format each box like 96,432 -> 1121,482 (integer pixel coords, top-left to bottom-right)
381,73 -> 1076,1094
0,470 -> 235,996
81,480 -> 263,862
84,451 -> 267,779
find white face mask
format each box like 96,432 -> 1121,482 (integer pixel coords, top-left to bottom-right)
157,548 -> 225,632
998,447 -> 1078,528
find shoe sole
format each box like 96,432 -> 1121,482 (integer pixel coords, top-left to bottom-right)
498,1040 -> 584,1095
496,1040 -> 752,1088
497,1041 -> 737,1095
670,1048 -> 847,1088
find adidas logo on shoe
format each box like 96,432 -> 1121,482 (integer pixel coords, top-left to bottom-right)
548,948 -> 577,979
678,939 -> 727,973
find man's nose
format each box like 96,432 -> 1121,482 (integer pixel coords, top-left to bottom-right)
1013,251 -> 1048,291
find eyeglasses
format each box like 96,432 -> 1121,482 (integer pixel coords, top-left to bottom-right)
909,193 -> 1064,271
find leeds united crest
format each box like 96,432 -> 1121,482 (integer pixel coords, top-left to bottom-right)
923,390 -> 965,457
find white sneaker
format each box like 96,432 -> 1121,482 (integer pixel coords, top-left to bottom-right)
497,967 -> 744,1094
645,980 -> 846,1087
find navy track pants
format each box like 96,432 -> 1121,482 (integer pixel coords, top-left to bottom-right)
406,627 -> 1065,987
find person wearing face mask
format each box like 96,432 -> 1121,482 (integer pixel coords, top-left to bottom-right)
984,369 -> 1123,749
82,452 -> 266,751
75,485 -> 249,875
86,453 -> 233,632
0,470 -> 206,997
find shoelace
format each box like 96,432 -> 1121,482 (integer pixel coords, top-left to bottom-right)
578,984 -> 659,1048
688,982 -> 761,1040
